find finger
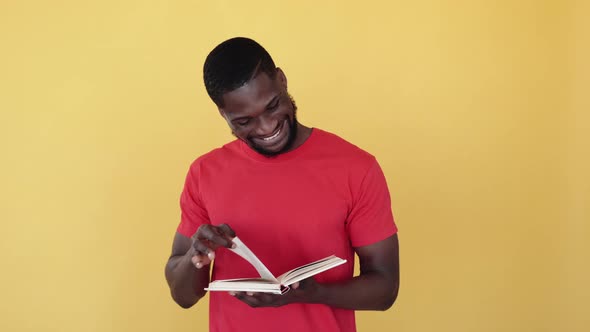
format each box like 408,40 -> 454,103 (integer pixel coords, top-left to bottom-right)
196,225 -> 234,248
249,292 -> 284,307
192,237 -> 213,255
218,223 -> 236,238
291,282 -> 300,289
191,254 -> 211,268
213,224 -> 236,248
232,292 -> 282,308
241,296 -> 261,308
234,292 -> 255,299
190,254 -> 211,265
233,292 -> 256,307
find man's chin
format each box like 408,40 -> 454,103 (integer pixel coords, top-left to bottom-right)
249,143 -> 287,157
249,133 -> 296,157
247,117 -> 298,157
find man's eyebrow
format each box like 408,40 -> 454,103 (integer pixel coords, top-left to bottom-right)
231,115 -> 250,122
229,94 -> 281,122
265,94 -> 280,109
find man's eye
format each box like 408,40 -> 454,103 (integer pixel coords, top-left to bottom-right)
237,119 -> 250,126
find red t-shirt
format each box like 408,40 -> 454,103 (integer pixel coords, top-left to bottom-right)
177,128 -> 397,332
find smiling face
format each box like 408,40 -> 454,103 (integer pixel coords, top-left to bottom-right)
219,68 -> 301,157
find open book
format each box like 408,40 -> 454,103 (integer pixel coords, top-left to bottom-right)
204,237 -> 346,295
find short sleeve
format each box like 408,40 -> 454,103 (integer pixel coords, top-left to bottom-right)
177,162 -> 210,237
346,158 -> 397,247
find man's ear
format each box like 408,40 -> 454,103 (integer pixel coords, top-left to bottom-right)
276,67 -> 288,90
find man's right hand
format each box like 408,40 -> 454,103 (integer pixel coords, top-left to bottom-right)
189,224 -> 236,269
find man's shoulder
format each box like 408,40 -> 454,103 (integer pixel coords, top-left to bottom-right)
313,128 -> 375,163
188,140 -> 243,170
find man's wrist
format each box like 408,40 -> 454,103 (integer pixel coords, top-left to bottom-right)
304,281 -> 327,305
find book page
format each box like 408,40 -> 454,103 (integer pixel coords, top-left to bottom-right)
278,255 -> 336,280
228,237 -> 278,282
277,256 -> 346,286
205,282 -> 283,295
209,278 -> 278,283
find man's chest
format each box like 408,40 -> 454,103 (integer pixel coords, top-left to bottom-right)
200,163 -> 352,240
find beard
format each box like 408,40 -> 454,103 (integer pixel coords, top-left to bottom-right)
249,112 -> 298,157
234,94 -> 299,157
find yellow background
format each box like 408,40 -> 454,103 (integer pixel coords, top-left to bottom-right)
1,1 -> 588,331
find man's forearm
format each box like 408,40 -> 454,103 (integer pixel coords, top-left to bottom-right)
165,248 -> 210,308
310,272 -> 399,310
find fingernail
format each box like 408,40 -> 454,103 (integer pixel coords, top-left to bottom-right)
231,243 -> 237,249
246,292 -> 254,296
228,292 -> 236,296
196,262 -> 202,268
208,252 -> 215,260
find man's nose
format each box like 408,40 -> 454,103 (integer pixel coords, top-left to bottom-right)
255,115 -> 277,136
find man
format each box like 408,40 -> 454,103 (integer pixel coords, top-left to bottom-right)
165,37 -> 399,332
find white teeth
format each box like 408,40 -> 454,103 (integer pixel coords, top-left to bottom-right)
262,129 -> 281,141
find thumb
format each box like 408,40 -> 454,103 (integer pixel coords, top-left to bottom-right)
291,282 -> 300,290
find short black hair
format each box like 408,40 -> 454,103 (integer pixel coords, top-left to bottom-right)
203,37 -> 277,107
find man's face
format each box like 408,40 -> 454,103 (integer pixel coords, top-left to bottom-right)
219,69 -> 298,157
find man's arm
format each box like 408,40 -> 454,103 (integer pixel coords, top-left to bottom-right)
310,233 -> 399,310
165,224 -> 236,308
232,233 -> 399,310
165,232 -> 210,308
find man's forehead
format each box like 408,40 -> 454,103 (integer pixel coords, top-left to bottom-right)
221,74 -> 279,113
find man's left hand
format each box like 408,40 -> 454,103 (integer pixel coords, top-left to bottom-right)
229,278 -> 319,308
